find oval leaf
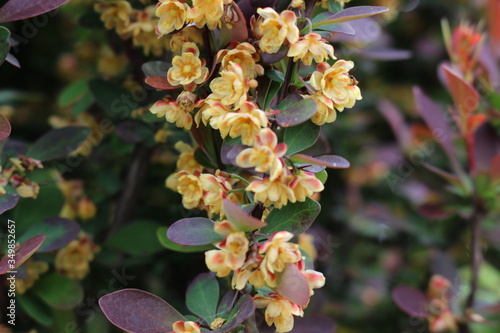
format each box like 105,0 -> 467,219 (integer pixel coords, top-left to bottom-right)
276,98 -> 318,127
314,6 -> 389,26
106,220 -> 164,256
19,217 -> 79,253
99,289 -> 186,333
157,227 -> 214,253
262,197 -> 320,236
0,26 -> 10,65
0,0 -> 70,23
18,294 -> 54,326
142,61 -> 169,78
441,64 -> 479,117
284,121 -> 320,155
223,200 -> 267,231
292,154 -> 350,169
0,234 -> 46,274
167,217 -> 225,246
33,273 -> 83,309
0,184 -> 19,215
186,273 -> 219,323
219,2 -> 248,47
275,263 -> 310,306
26,126 -> 91,161
391,286 -> 429,318
145,76 -> 179,90
0,112 -> 10,141
212,295 -> 255,333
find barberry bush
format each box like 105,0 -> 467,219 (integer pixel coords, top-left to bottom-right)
0,0 -> 499,332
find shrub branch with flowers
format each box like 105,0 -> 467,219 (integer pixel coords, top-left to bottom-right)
94,0 -> 385,332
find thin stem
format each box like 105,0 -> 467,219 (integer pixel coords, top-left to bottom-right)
466,198 -> 484,310
231,173 -> 250,185
278,58 -> 295,104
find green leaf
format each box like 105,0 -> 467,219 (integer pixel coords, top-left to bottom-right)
26,126 -> 91,161
33,273 -> 84,309
105,220 -> 165,256
266,69 -> 285,83
89,79 -> 131,120
261,198 -> 321,236
19,217 -> 80,252
157,227 -> 214,253
194,147 -> 218,169
264,80 -> 282,110
313,6 -> 389,27
212,295 -> 255,333
14,184 -> 64,234
0,26 -> 10,65
283,121 -> 320,155
71,91 -> 94,116
328,1 -> 343,13
58,80 -> 88,107
315,170 -> 328,184
186,273 -> 219,323
18,294 -> 54,326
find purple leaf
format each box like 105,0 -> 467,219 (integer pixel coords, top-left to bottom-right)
275,263 -> 310,306
0,185 -> 19,215
99,289 -> 186,333
219,2 -> 248,47
217,291 -> 236,318
145,76 -> 179,90
290,315 -> 336,333
212,295 -> 255,333
441,64 -> 479,117
416,203 -> 452,220
116,121 -> 154,144
19,217 -> 80,252
276,98 -> 318,127
413,86 -> 462,175
0,235 -> 46,274
221,139 -> 248,166
5,52 -> 19,68
292,154 -> 350,169
261,45 -> 288,64
142,61 -> 169,78
223,200 -> 267,232
391,286 -> 429,318
26,126 -> 91,162
314,6 -> 388,26
0,0 -> 70,23
167,217 -> 225,246
472,122 -> 500,174
0,113 -> 11,140
359,48 -> 412,61
377,99 -> 411,150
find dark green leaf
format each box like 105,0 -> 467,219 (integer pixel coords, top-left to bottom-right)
284,121 -> 320,155
0,26 -> 10,65
212,295 -> 255,333
19,217 -> 80,252
291,154 -> 350,169
186,273 -> 219,323
276,98 -> 318,127
194,147 -> 218,169
266,69 -> 285,83
26,126 -> 91,161
72,91 -> 94,116
157,227 -> 214,253
18,294 -> 54,326
167,217 -> 225,246
106,220 -> 165,256
315,170 -> 328,184
261,198 -> 321,236
14,184 -> 64,234
264,80 -> 282,110
58,80 -> 88,107
34,273 -> 84,309
89,79 -> 132,120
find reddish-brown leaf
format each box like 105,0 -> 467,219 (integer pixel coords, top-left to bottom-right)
0,0 -> 70,23
0,234 -> 46,274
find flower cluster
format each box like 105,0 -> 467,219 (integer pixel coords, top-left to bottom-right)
0,156 -> 43,199
55,232 -> 100,279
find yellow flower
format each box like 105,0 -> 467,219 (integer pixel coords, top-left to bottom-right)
236,128 -> 287,181
200,173 -> 233,217
55,233 -> 100,279
15,181 -> 40,199
168,26 -> 203,53
150,99 -> 193,129
289,170 -> 324,202
217,42 -> 264,79
188,0 -> 225,30
94,1 -> 132,35
209,62 -> 256,108
205,249 -> 232,277
287,33 -> 336,66
167,43 -> 209,91
77,197 -> 97,221
246,171 -> 295,208
177,142 -> 204,173
219,102 -> 268,145
254,293 -> 304,333
303,93 -> 336,125
298,233 -> 317,261
303,269 -> 325,295
232,252 -> 266,289
196,98 -> 231,130
291,0 -> 304,9
206,231 -> 249,277
172,321 -> 201,333
310,60 -> 362,111
15,260 -> 49,294
177,172 -> 204,209
155,0 -> 190,35
256,8 -> 299,54
259,231 -> 302,283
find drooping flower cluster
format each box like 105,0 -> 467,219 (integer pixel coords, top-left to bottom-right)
55,232 -> 100,279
